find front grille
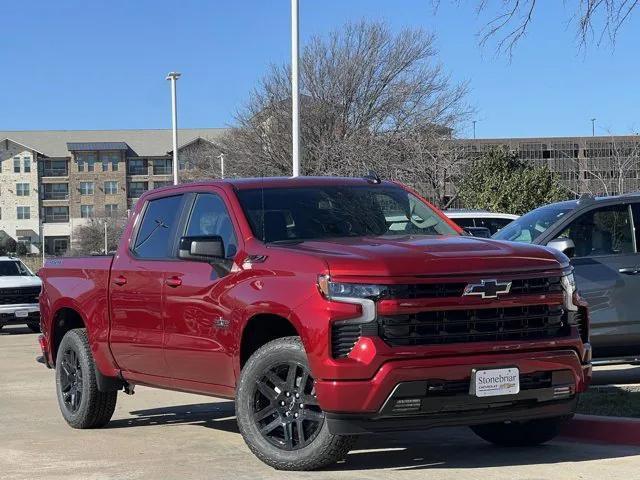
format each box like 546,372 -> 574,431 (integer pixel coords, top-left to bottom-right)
424,371 -> 553,397
0,286 -> 41,305
379,305 -> 569,347
509,276 -> 562,295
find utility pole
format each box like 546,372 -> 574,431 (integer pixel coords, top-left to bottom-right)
472,120 -> 477,140
218,153 -> 225,179
591,118 -> 596,137
166,72 -> 181,185
291,0 -> 300,177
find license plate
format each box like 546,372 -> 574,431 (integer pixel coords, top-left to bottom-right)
471,367 -> 520,397
15,310 -> 29,318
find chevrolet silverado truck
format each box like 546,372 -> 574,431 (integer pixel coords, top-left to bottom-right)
38,177 -> 592,471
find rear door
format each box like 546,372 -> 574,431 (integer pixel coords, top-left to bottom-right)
109,193 -> 186,377
162,190 -> 241,388
546,202 -> 640,356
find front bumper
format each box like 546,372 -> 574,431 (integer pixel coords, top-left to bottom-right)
315,350 -> 591,419
0,304 -> 40,326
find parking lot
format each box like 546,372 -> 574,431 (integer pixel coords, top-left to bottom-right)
2,326 -> 639,480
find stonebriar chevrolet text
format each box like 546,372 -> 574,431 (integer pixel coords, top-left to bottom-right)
38,177 -> 592,471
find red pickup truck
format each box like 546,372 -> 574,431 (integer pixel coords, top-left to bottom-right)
38,176 -> 592,471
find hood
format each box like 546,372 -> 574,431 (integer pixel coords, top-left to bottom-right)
0,276 -> 42,289
281,235 -> 566,278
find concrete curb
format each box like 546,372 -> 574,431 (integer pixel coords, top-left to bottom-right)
560,414 -> 640,446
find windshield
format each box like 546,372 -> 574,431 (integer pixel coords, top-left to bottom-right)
0,260 -> 32,276
492,204 -> 574,243
236,185 -> 459,243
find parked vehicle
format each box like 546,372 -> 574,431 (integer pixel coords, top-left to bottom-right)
0,256 -> 41,332
493,193 -> 640,364
38,177 -> 591,471
445,209 -> 519,236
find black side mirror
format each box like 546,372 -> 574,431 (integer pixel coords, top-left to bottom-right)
463,226 -> 492,238
178,235 -> 225,262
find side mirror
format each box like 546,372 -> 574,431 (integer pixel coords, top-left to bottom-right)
463,226 -> 492,238
547,238 -> 576,258
178,235 -> 225,262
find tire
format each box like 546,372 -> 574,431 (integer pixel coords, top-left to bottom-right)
470,416 -> 569,447
236,336 -> 356,470
55,328 -> 117,429
27,322 -> 41,333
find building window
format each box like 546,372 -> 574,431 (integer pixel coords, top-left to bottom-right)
127,181 -> 148,198
154,181 -> 172,189
80,181 -> 94,195
80,205 -> 94,218
17,206 -> 30,220
104,181 -> 118,195
44,206 -> 69,223
101,152 -> 120,172
23,157 -> 31,173
16,183 -> 30,196
153,159 -> 173,175
128,159 -> 148,175
42,159 -> 68,177
105,204 -> 118,217
76,152 -> 96,172
13,157 -> 21,173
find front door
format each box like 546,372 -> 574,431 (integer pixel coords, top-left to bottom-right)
109,193 -> 185,377
548,203 -> 640,357
163,191 -> 241,387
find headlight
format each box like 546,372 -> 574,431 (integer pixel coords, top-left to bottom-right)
317,275 -> 378,324
561,272 -> 578,312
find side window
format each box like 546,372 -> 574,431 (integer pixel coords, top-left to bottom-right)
185,193 -> 238,258
133,195 -> 183,259
556,204 -> 634,257
475,217 -> 513,235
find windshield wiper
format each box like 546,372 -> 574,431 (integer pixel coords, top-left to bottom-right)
267,239 -> 305,245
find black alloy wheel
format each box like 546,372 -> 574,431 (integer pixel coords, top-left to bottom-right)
58,348 -> 84,413
252,360 -> 323,451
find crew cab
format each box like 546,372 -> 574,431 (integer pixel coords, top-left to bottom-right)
38,177 -> 591,471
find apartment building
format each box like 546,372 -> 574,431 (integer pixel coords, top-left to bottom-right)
0,129 -> 226,255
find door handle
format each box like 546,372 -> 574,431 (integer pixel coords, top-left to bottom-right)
113,275 -> 127,286
619,267 -> 640,275
165,276 -> 182,288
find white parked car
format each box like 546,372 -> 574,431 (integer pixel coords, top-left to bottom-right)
0,257 -> 41,333
445,210 -> 519,236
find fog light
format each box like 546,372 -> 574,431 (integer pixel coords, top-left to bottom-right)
392,398 -> 422,413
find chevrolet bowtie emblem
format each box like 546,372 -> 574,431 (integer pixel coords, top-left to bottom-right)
463,279 -> 512,299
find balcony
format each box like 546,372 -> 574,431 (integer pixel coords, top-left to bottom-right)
42,167 -> 68,177
42,192 -> 69,200
44,213 -> 69,223
153,165 -> 172,175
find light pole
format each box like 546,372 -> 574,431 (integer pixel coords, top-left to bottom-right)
472,120 -> 477,139
166,71 -> 181,185
590,118 -> 596,137
291,0 -> 300,177
217,153 -> 225,179
104,222 -> 108,254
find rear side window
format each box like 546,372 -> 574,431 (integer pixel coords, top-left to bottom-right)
451,218 -> 475,229
133,195 -> 183,259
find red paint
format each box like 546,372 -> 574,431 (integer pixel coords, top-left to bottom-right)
561,414 -> 640,446
38,177 -> 589,416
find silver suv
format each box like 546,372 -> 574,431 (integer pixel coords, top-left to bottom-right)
0,257 -> 41,333
493,194 -> 640,364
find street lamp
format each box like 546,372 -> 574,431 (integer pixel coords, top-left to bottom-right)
166,71 -> 181,185
590,118 -> 596,137
217,153 -> 225,179
291,0 -> 300,177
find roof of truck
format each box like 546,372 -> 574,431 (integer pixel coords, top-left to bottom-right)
165,176 -> 399,191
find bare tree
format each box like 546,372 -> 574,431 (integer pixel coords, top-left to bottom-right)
433,0 -> 638,55
71,216 -> 128,256
216,20 -> 471,197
